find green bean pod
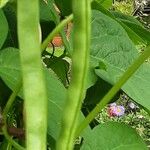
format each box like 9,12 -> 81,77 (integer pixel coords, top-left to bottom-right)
17,1 -> 47,150
57,0 -> 91,150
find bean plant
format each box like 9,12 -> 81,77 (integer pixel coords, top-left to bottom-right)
0,0 -> 150,150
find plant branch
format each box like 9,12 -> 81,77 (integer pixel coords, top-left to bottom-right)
41,14 -> 73,52
2,81 -> 25,150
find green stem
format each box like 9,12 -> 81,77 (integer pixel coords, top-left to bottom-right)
76,45 -> 150,137
2,127 -> 25,150
2,82 -> 22,119
17,1 -> 47,150
56,1 -> 91,150
44,0 -> 72,55
2,81 -> 24,150
41,14 -> 73,51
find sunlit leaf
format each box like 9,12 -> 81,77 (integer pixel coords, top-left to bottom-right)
0,0 -> 9,8
81,122 -> 148,150
90,10 -> 150,110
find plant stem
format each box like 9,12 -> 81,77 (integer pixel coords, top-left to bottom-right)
2,127 -> 25,150
56,0 -> 91,150
17,1 -> 47,149
41,14 -> 73,52
2,81 -> 22,120
2,81 -> 24,150
76,45 -> 150,137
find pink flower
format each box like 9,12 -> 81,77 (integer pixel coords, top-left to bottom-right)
108,104 -> 125,117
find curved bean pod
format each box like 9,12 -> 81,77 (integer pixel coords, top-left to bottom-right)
57,0 -> 91,150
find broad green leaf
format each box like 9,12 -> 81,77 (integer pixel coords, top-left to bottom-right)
0,48 -> 90,143
95,62 -> 150,110
39,0 -> 59,41
92,1 -> 114,18
46,69 -> 66,140
111,11 -> 150,45
120,20 -> 150,45
90,10 -> 150,110
44,56 -> 69,86
92,1 -> 141,45
111,11 -> 142,26
40,0 -> 55,22
0,0 -> 9,8
0,48 -> 21,86
118,22 -> 146,45
81,122 -> 148,150
92,1 -> 150,45
0,9 -> 8,49
0,48 -> 66,140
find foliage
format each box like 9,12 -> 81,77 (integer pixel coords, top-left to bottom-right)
81,122 -> 147,150
0,0 -> 150,150
113,0 -> 133,15
96,95 -> 150,148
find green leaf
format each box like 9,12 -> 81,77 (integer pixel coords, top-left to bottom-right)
92,1 -> 114,18
2,4 -> 18,48
98,60 -> 107,70
84,78 -> 120,106
0,0 -> 9,8
96,0 -> 112,9
0,48 -> 91,144
0,9 -> 8,49
118,22 -> 146,45
120,20 -> 150,45
85,58 -> 98,89
95,62 -> 150,110
40,0 -> 55,22
111,11 -> 142,26
46,69 -> 67,140
81,122 -> 148,150
112,11 -> 150,45
39,0 -> 59,41
90,10 -> 150,110
44,56 -> 69,86
92,1 -> 150,45
54,0 -> 72,16
0,48 -> 21,86
0,48 -> 66,140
